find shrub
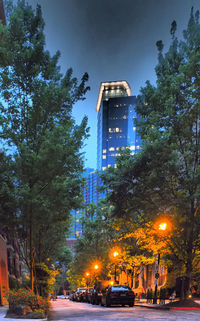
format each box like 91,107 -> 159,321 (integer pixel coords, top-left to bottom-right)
26,309 -> 45,319
8,288 -> 49,315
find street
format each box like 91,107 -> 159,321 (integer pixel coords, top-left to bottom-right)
49,299 -> 200,321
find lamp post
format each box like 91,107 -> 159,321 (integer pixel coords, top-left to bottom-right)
153,222 -> 167,304
85,272 -> 90,287
113,250 -> 119,283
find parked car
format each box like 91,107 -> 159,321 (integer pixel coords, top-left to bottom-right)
69,291 -> 76,301
83,288 -> 93,302
89,287 -> 103,305
100,285 -> 135,307
74,288 -> 87,302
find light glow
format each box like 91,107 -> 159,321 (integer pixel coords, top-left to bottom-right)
159,222 -> 167,231
113,251 -> 119,257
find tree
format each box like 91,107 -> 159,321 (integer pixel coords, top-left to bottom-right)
0,151 -> 16,231
0,0 -> 90,290
101,8 -> 200,298
68,203 -> 116,289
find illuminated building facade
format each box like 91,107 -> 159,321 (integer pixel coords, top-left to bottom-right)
96,81 -> 141,171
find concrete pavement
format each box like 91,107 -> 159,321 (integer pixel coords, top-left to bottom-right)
49,299 -> 200,321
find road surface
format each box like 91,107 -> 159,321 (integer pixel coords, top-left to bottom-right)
48,298 -> 200,321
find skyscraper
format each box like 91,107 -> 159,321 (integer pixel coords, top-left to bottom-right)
96,81 -> 141,171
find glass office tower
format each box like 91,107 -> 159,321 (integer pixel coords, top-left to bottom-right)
97,81 -> 141,171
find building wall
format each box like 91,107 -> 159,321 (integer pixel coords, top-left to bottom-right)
118,263 -> 167,297
97,83 -> 141,171
0,235 -> 9,305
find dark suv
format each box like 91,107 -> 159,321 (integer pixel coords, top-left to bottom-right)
100,285 -> 135,307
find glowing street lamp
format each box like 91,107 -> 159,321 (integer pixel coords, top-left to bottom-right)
94,264 -> 99,270
113,251 -> 119,258
111,248 -> 120,283
153,221 -> 168,304
158,222 -> 167,231
85,272 -> 90,287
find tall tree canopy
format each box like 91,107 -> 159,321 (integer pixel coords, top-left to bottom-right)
101,8 -> 200,294
0,0 -> 90,289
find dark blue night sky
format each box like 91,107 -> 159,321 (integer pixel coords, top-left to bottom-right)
26,0 -> 200,169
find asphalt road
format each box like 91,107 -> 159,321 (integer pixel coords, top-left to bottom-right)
49,299 -> 200,321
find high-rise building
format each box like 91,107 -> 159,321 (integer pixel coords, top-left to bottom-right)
96,81 -> 141,171
67,168 -> 102,251
68,80 -> 141,250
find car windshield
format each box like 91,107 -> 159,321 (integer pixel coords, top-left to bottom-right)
111,286 -> 131,291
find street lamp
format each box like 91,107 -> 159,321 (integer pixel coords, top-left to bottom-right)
110,248 -> 120,283
113,251 -> 119,283
153,221 -> 168,304
85,272 -> 90,287
94,264 -> 99,270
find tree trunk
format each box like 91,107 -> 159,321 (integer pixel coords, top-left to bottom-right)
30,222 -> 34,291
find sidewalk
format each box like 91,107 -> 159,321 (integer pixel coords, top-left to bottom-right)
0,306 -> 47,321
134,299 -> 200,310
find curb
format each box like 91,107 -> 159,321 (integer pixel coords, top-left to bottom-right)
170,307 -> 200,311
135,304 -> 200,311
135,304 -> 170,310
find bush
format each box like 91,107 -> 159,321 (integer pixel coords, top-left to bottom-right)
26,309 -> 45,319
35,263 -> 52,298
8,288 -> 49,315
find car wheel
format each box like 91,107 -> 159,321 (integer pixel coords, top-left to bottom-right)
129,303 -> 134,307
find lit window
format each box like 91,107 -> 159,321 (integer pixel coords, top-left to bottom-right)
108,164 -> 111,168
130,145 -> 135,150
131,152 -> 135,155
116,147 -> 119,151
136,145 -> 140,149
123,115 -> 127,119
116,128 -> 119,132
102,155 -> 106,159
109,147 -> 115,151
103,149 -> 107,153
114,164 -> 117,168
102,167 -> 107,171
133,127 -> 136,131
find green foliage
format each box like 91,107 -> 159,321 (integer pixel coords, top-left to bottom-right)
68,203 -> 116,288
34,263 -> 51,298
100,7 -> 200,292
0,0 -> 90,287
